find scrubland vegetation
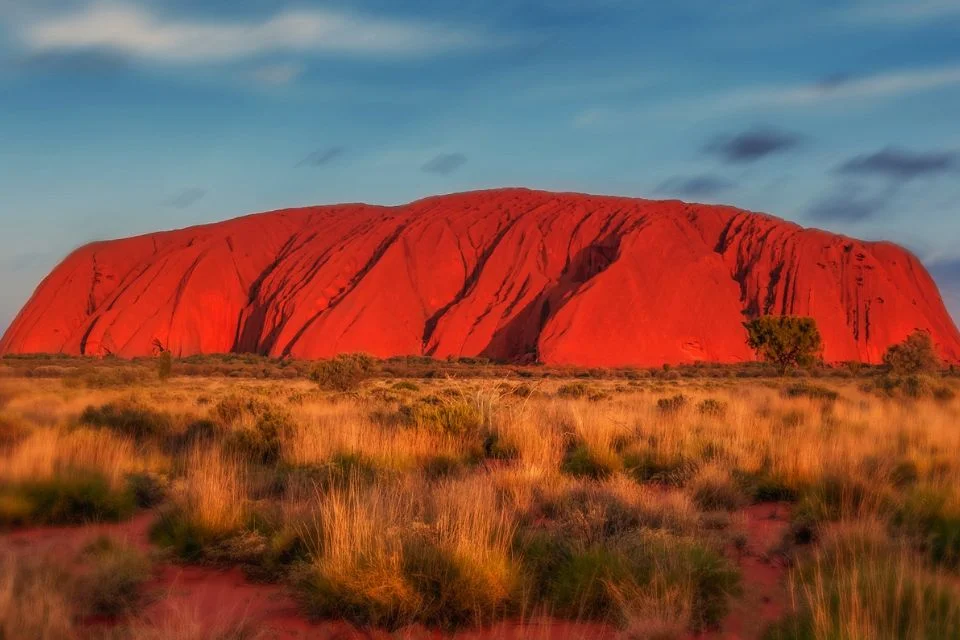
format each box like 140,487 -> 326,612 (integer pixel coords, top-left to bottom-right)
1,341 -> 959,638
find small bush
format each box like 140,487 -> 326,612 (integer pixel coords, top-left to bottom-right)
399,401 -> 483,436
0,552 -> 76,639
311,354 -> 378,392
783,383 -> 838,402
733,470 -> 798,503
690,466 -> 746,512
557,382 -> 589,399
562,444 -> 621,479
523,531 -> 739,630
623,451 -> 695,486
225,407 -> 292,464
150,509 -> 209,561
696,399 -> 728,418
884,330 -> 940,376
657,394 -> 688,413
79,400 -> 173,441
892,488 -> 960,570
767,524 -> 960,639
0,474 -> 136,526
127,472 -> 167,508
391,381 -> 419,392
214,394 -> 271,427
78,537 -> 152,616
423,454 -> 464,479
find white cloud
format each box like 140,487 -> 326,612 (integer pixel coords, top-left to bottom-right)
723,64 -> 960,109
249,62 -> 304,87
19,2 -> 493,62
575,63 -> 960,126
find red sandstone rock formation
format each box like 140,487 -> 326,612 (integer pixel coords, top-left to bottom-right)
2,189 -> 958,366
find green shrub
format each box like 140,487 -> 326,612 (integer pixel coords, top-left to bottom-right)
79,400 -> 173,440
657,394 -> 688,413
744,316 -> 822,375
783,383 -> 838,402
391,381 -> 419,392
281,453 -> 379,494
398,401 -> 483,435
299,527 -> 517,629
423,454 -> 464,479
481,431 -> 520,461
562,445 -> 621,479
733,470 -> 798,503
521,530 -> 739,629
78,537 -> 152,616
0,474 -> 136,526
557,382 -> 589,399
225,407 -> 291,464
214,394 -> 271,427
697,399 -> 728,418
884,330 -> 940,376
892,488 -> 960,570
766,528 -> 960,639
311,354 -> 378,392
691,469 -> 747,512
150,509 -> 210,561
623,450 -> 695,486
793,474 -> 872,527
126,472 -> 167,508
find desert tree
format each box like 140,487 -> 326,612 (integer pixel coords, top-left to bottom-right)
743,315 -> 822,375
884,330 -> 940,376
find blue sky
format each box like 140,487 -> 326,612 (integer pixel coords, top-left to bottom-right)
1,0 -> 959,333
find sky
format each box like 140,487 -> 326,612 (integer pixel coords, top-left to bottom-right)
1,0 -> 959,333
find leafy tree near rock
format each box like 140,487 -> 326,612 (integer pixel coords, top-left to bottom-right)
883,330 -> 940,375
743,316 -> 823,375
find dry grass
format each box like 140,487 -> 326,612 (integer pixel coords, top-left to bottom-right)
0,427 -> 151,489
0,550 -> 75,640
179,446 -> 248,535
1,368 -> 959,636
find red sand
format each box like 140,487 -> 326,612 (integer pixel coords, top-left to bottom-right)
690,503 -> 792,640
3,188 -> 957,365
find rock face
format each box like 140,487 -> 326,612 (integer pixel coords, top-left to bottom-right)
2,189 -> 958,365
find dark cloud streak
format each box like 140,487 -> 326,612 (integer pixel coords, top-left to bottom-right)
422,152 -> 467,175
656,174 -> 735,198
297,146 -> 346,168
806,182 -> 892,222
704,127 -> 804,164
162,187 -> 207,209
837,147 -> 957,181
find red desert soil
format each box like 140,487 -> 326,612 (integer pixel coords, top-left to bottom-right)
0,505 -> 791,640
4,188 -> 957,366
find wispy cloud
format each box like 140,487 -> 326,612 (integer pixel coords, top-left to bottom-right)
297,147 -> 346,168
731,64 -> 960,109
837,147 -> 958,181
656,174 -> 735,198
162,187 -> 206,209
704,127 -> 804,164
807,147 -> 957,223
422,153 -> 467,175
575,63 -> 960,126
807,182 -> 894,222
19,2 -> 496,62
249,62 -> 304,87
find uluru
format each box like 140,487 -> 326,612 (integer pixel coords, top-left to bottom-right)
2,188 -> 958,366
